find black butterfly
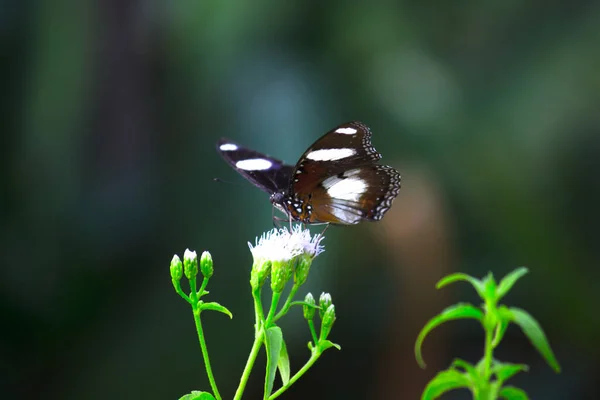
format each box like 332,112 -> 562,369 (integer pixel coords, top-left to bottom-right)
217,121 -> 401,225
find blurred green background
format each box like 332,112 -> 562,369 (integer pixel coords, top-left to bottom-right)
2,1 -> 599,399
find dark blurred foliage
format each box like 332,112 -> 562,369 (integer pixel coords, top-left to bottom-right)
1,1 -> 599,399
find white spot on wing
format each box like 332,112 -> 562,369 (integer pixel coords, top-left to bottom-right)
219,143 -> 238,151
335,127 -> 357,135
305,148 -> 356,161
330,207 -> 362,224
235,158 -> 273,171
322,176 -> 368,202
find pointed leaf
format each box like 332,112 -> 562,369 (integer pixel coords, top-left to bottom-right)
498,386 -> 530,400
450,358 -> 479,382
492,307 -> 511,347
199,302 -> 233,319
264,326 -> 283,397
482,273 -> 498,301
497,267 -> 528,301
415,303 -> 484,368
421,369 -> 472,400
491,361 -> 529,383
178,391 -> 216,400
436,273 -> 486,299
277,335 -> 290,385
507,307 -> 561,373
318,339 -> 341,352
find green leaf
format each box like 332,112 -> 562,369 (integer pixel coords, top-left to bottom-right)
421,369 -> 472,400
178,391 -> 216,400
319,339 -> 341,351
482,273 -> 498,301
507,307 -> 561,373
436,273 -> 486,299
199,301 -> 233,319
497,267 -> 528,301
492,307 -> 511,347
491,361 -> 529,383
277,335 -> 290,385
450,358 -> 479,382
415,303 -> 484,368
498,386 -> 530,400
264,326 -> 283,397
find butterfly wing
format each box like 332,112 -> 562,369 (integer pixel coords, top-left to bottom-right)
217,138 -> 293,195
288,122 -> 401,225
308,165 -> 401,224
291,121 -> 383,194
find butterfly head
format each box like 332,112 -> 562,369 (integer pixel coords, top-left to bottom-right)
269,192 -> 313,224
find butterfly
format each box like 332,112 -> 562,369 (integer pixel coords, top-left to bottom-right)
217,121 -> 401,225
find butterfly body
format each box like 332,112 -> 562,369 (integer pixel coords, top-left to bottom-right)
217,122 -> 401,225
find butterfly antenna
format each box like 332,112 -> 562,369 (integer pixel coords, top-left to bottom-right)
213,177 -> 243,186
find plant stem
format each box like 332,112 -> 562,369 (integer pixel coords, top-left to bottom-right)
234,329 -> 264,400
253,287 -> 265,333
187,277 -> 221,400
482,319 -> 494,381
268,349 -> 321,400
264,292 -> 282,329
172,279 -> 191,304
273,284 -> 299,322
307,320 -> 318,345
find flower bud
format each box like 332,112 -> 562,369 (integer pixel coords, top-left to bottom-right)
200,251 -> 214,279
319,292 -> 332,320
294,254 -> 312,287
303,292 -> 316,321
250,260 -> 272,290
170,254 -> 183,281
271,260 -> 294,293
320,304 -> 336,340
183,249 -> 198,280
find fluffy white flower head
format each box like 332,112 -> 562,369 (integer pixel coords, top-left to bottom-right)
248,226 -> 325,263
287,225 -> 325,258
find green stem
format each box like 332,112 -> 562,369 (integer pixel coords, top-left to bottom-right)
307,320 -> 318,345
268,349 -> 321,400
264,292 -> 282,329
197,277 -> 209,297
253,287 -> 265,332
482,318 -> 494,382
172,279 -> 191,304
189,278 -> 222,400
273,284 -> 299,322
234,329 -> 264,400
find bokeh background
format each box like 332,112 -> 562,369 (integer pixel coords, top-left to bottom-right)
2,1 -> 599,399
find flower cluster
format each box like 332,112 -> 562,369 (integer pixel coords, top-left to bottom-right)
248,225 -> 325,291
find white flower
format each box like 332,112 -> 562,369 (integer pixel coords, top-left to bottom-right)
287,225 -> 326,258
248,228 -> 299,263
248,226 -> 326,263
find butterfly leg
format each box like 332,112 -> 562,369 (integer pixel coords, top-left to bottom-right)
318,223 -> 330,238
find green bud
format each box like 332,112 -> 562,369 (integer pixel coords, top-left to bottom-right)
200,251 -> 214,279
183,249 -> 198,280
170,254 -> 183,281
320,304 -> 336,340
303,292 -> 316,321
250,260 -> 272,290
319,292 -> 332,320
271,260 -> 293,293
294,254 -> 312,287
